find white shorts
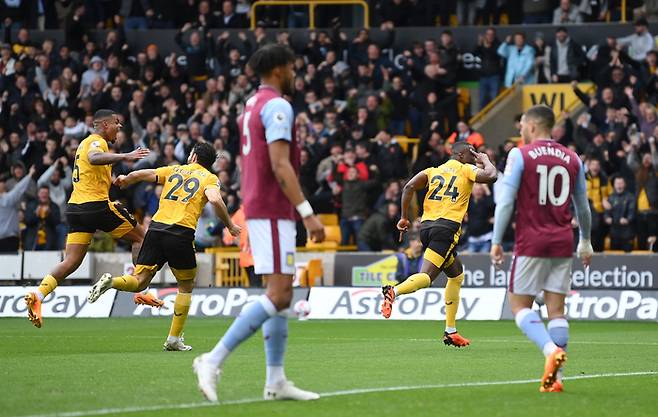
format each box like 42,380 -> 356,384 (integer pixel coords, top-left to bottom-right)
509,256 -> 572,295
246,219 -> 296,275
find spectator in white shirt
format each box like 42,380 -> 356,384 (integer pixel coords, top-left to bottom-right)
617,18 -> 654,63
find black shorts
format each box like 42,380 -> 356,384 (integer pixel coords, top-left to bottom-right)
419,218 -> 461,268
136,228 -> 197,272
66,201 -> 137,244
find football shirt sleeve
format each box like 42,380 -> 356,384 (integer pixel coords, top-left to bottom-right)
462,163 -> 478,182
155,166 -> 174,184
261,97 -> 294,144
87,138 -> 108,155
205,174 -> 221,191
572,160 -> 592,240
492,147 -> 524,245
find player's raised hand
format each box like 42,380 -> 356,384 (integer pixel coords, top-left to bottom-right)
227,223 -> 242,237
124,147 -> 150,161
470,148 -> 490,163
303,215 -> 325,243
397,218 -> 410,242
577,239 -> 594,268
490,244 -> 504,268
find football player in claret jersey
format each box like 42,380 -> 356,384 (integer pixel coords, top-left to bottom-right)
193,44 -> 325,403
24,109 -> 150,328
387,141 -> 498,346
491,104 -> 593,392
87,142 -> 241,351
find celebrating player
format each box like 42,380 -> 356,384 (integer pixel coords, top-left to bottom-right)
87,142 -> 241,351
24,109 -> 150,328
193,44 -> 325,403
386,141 -> 498,347
490,105 -> 593,392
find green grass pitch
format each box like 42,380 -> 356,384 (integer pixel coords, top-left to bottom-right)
1,318 -> 657,417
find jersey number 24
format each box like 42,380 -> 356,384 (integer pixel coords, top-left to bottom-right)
428,175 -> 460,202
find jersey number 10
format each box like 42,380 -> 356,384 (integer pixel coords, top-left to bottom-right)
536,164 -> 570,206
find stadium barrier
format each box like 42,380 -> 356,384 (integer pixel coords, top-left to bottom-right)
305,287 -> 658,321
334,253 -> 658,290
0,287 -> 310,318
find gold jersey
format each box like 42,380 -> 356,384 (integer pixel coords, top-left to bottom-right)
151,163 -> 220,233
421,159 -> 478,224
69,134 -> 112,204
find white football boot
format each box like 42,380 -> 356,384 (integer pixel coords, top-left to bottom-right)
88,273 -> 113,303
164,334 -> 193,351
193,354 -> 221,402
263,380 -> 320,401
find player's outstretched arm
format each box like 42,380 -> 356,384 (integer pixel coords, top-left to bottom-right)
205,187 -> 241,237
88,147 -> 150,165
573,162 -> 594,267
268,140 -> 325,243
398,171 -> 428,239
114,169 -> 157,188
471,150 -> 498,184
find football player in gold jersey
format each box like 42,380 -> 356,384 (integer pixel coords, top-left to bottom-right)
88,141 -> 241,351
24,109 -> 150,328
382,141 -> 497,346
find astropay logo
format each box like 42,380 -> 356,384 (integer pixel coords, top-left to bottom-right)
131,288 -> 263,317
0,287 -> 115,317
561,290 -> 658,320
307,287 -> 506,320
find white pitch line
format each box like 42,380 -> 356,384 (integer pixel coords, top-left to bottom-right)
9,371 -> 657,417
4,335 -> 658,346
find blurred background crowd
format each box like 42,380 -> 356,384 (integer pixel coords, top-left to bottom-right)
0,0 -> 656,255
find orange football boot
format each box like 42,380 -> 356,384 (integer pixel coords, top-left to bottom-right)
381,286 -> 396,318
25,292 -> 43,328
443,331 -> 470,347
540,347 -> 567,391
133,292 -> 164,308
540,380 -> 564,393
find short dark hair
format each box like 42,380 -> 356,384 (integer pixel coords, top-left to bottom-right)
452,140 -> 472,156
524,105 -> 555,131
247,44 -> 295,77
193,141 -> 217,170
93,109 -> 116,121
556,26 -> 568,34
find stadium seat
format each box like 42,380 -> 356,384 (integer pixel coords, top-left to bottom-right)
213,251 -> 249,287
318,213 -> 339,226
298,259 -> 323,287
307,225 -> 342,251
457,88 -> 471,120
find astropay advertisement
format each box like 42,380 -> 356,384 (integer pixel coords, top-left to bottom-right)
0,287 -> 116,317
307,287 -> 506,320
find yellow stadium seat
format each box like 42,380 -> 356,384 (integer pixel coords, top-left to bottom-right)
318,213 -> 339,226
299,258 -> 324,287
213,251 -> 249,287
324,225 -> 341,243
457,88 -> 471,120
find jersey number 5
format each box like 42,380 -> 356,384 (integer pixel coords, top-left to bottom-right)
242,111 -> 252,156
428,175 -> 460,202
164,174 -> 200,202
536,164 -> 570,206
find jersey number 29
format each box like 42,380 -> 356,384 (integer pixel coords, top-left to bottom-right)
536,164 -> 569,206
164,174 -> 200,202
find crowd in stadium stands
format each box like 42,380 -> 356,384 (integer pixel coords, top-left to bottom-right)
0,0 -> 656,256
